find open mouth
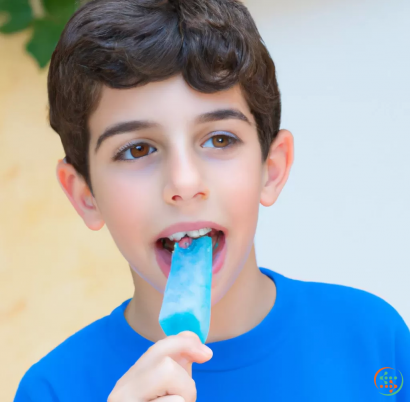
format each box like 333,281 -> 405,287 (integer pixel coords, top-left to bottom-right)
154,228 -> 226,277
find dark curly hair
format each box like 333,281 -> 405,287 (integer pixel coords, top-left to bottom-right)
48,0 -> 281,194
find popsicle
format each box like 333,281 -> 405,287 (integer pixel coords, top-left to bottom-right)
159,235 -> 213,344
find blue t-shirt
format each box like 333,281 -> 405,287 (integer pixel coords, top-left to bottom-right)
14,268 -> 410,401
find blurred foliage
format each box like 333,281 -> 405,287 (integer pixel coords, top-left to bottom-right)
0,0 -> 80,68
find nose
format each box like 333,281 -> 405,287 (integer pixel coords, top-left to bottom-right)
163,148 -> 209,206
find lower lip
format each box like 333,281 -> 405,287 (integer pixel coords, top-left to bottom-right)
154,232 -> 227,280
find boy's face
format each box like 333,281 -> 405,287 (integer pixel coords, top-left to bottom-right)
57,74 -> 293,306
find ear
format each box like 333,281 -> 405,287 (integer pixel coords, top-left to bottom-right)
260,129 -> 294,207
56,159 -> 105,231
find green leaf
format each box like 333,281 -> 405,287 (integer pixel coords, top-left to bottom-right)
42,0 -> 76,23
0,0 -> 33,34
26,18 -> 66,68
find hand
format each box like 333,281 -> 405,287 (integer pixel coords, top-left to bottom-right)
107,331 -> 213,402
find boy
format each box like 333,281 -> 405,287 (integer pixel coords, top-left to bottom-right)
14,0 -> 410,401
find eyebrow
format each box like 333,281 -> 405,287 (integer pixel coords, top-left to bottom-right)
94,108 -> 252,153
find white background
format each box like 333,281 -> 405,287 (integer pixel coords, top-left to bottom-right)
244,0 -> 410,325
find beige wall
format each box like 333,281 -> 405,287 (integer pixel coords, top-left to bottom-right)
0,31 -> 133,401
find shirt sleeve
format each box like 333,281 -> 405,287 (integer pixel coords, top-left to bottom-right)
395,313 -> 410,402
13,363 -> 59,402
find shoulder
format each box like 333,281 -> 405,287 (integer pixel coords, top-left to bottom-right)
271,269 -> 408,334
305,277 -> 403,321
14,360 -> 57,402
40,313 -> 110,367
14,314 -> 111,401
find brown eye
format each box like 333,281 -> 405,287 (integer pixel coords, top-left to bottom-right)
212,135 -> 231,148
130,144 -> 150,158
202,132 -> 239,149
114,141 -> 156,161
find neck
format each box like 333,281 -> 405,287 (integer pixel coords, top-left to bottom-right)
124,244 -> 276,343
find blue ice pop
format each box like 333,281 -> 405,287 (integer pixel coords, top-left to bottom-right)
159,235 -> 213,344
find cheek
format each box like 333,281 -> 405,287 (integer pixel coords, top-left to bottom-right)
218,156 -> 262,222
93,171 -> 156,240
215,154 -> 261,281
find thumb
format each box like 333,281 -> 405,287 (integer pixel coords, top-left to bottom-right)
173,331 -> 209,377
176,358 -> 193,377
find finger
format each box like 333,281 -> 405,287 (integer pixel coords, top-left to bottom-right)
156,396 -> 185,402
142,356 -> 197,402
174,356 -> 195,378
140,332 -> 213,370
172,332 -> 211,376
178,331 -> 201,340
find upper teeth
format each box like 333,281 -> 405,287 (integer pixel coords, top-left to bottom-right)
167,227 -> 213,242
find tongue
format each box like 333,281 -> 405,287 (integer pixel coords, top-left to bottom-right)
178,236 -> 193,249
